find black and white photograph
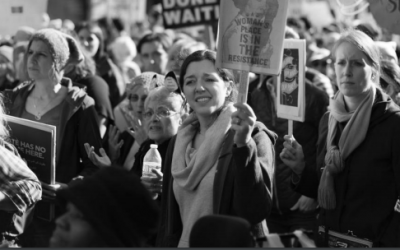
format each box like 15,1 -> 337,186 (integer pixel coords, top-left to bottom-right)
1,0 -> 400,248
277,39 -> 306,122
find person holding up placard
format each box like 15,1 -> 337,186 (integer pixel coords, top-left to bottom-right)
281,30 -> 400,247
156,50 -> 277,247
250,27 -> 329,238
3,29 -> 103,247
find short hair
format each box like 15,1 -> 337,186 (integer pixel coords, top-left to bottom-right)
144,86 -> 189,115
331,29 -> 381,84
137,32 -> 173,54
179,50 -> 237,103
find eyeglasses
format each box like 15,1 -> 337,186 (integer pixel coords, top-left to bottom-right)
143,108 -> 179,120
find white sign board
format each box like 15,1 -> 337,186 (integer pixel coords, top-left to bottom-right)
277,39 -> 306,122
0,0 -> 48,36
90,0 -> 146,23
216,0 -> 289,75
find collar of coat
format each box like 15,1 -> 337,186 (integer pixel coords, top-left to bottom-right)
10,77 -> 93,121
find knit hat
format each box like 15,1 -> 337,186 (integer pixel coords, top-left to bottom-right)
126,71 -> 165,94
57,167 -> 160,247
0,46 -> 13,63
28,28 -> 83,72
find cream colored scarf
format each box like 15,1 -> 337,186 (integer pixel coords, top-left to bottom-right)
318,87 -> 376,209
171,103 -> 235,191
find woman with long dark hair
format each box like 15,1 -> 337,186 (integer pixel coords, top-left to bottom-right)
157,50 -> 276,247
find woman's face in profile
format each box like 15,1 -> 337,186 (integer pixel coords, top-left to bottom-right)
245,0 -> 268,15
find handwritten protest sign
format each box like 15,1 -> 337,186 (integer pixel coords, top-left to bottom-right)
277,39 -> 306,123
5,115 -> 56,221
161,0 -> 220,29
216,0 -> 289,75
0,0 -> 48,36
368,0 -> 400,35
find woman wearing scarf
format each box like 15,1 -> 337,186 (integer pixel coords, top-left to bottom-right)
156,50 -> 277,247
281,30 -> 400,247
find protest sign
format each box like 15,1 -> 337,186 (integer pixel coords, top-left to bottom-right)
216,0 -> 289,75
161,0 -> 220,29
368,0 -> 400,35
90,0 -> 147,24
5,115 -> 56,221
0,0 -> 48,36
277,39 -> 306,123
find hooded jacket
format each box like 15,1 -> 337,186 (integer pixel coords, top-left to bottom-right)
295,89 -> 400,247
3,78 -> 102,184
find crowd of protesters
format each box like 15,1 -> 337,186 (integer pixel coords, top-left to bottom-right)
0,5 -> 400,248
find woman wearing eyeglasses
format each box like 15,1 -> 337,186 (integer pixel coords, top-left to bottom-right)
98,72 -> 164,170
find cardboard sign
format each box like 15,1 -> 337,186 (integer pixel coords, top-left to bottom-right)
368,0 -> 400,35
90,0 -> 147,24
0,0 -> 48,36
5,115 -> 56,221
277,39 -> 306,122
216,0 -> 289,75
161,0 -> 220,29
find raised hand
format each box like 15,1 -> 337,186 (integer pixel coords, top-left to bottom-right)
107,125 -> 124,162
231,103 -> 256,148
280,135 -> 305,175
127,116 -> 147,146
84,143 -> 112,168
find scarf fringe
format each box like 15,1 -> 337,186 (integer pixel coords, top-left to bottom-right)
318,168 -> 336,210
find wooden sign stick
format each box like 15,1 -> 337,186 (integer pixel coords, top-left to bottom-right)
238,70 -> 250,104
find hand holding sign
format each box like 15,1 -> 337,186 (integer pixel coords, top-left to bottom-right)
41,182 -> 68,202
231,103 -> 256,148
280,135 -> 305,175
